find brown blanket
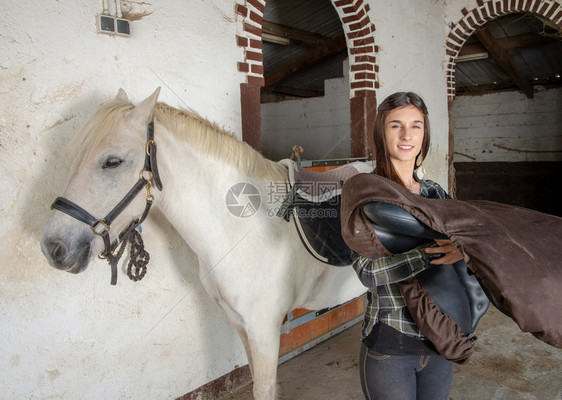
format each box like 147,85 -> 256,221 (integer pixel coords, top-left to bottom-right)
341,173 -> 562,348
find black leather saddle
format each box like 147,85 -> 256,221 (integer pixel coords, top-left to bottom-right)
362,201 -> 490,336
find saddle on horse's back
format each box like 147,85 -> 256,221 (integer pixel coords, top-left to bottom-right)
277,159 -> 374,266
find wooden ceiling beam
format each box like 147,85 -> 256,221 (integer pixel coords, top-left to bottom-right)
459,32 -> 558,57
498,32 -> 558,50
264,34 -> 347,88
262,20 -> 330,47
475,27 -> 534,98
262,86 -> 324,98
456,76 -> 562,96
456,82 -> 519,95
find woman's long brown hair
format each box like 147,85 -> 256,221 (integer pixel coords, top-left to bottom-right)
373,92 -> 430,187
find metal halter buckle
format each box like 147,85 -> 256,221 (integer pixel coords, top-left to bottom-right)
91,219 -> 110,236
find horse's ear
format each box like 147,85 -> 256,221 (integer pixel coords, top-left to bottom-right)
129,87 -> 161,129
116,88 -> 129,103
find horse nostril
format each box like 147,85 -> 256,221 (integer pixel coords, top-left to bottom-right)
53,242 -> 66,260
44,238 -> 69,268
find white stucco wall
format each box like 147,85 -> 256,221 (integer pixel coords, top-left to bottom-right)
2,0 -> 528,398
1,1 -> 248,398
372,0 -> 450,187
453,87 -> 562,162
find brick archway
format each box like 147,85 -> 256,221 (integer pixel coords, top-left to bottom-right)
235,0 -> 379,157
445,0 -> 562,195
445,0 -> 562,100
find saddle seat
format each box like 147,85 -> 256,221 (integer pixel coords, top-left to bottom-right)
362,201 -> 490,336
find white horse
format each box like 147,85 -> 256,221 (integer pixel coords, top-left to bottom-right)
41,88 -> 366,399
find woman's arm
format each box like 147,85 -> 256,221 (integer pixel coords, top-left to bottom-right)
352,245 -> 434,289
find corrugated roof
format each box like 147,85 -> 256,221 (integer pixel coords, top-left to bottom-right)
455,13 -> 562,94
262,0 -> 345,102
261,5 -> 562,102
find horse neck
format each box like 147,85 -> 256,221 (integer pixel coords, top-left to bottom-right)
151,121 -> 286,258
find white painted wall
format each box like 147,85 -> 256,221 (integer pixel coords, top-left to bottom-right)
2,0 -> 531,398
453,87 -> 562,162
1,1 -> 248,398
372,0 -> 450,187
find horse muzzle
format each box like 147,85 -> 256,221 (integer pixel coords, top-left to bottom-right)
41,234 -> 92,274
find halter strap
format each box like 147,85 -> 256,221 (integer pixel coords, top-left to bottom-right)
51,197 -> 98,227
146,122 -> 162,191
50,122 -> 162,285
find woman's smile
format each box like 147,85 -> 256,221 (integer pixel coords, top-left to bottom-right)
384,105 -> 425,166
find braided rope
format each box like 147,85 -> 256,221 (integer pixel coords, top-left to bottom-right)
106,228 -> 149,284
127,229 -> 149,282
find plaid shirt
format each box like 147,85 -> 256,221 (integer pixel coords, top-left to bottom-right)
353,178 -> 450,340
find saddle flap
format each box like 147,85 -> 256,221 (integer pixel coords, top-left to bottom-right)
292,191 -> 353,266
416,264 -> 473,335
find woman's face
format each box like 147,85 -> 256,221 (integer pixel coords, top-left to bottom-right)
384,105 -> 425,165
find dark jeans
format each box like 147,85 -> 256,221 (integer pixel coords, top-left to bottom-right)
359,342 -> 454,400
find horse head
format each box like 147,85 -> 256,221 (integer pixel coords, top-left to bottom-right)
41,88 -> 162,277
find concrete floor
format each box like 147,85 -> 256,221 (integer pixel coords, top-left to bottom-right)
221,307 -> 561,400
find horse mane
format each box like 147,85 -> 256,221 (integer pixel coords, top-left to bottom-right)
153,103 -> 288,183
69,99 -> 288,184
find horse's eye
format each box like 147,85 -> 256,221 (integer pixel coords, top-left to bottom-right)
102,158 -> 122,169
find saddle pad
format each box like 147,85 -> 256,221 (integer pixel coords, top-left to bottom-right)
292,191 -> 352,266
277,159 -> 374,266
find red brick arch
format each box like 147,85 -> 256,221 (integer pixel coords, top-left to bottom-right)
235,0 -> 379,157
446,0 -> 562,100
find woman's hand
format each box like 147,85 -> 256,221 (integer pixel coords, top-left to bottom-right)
425,239 -> 464,265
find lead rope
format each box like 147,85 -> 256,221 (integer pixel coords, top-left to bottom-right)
104,149 -> 156,285
127,229 -> 149,282
106,228 -> 149,285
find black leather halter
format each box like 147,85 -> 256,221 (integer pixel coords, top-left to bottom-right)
50,122 -> 163,285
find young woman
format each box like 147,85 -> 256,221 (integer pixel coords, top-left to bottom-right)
353,92 -> 463,399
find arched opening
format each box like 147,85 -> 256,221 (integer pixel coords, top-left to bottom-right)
260,0 -> 349,161
447,6 -> 562,216
236,0 -> 378,161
